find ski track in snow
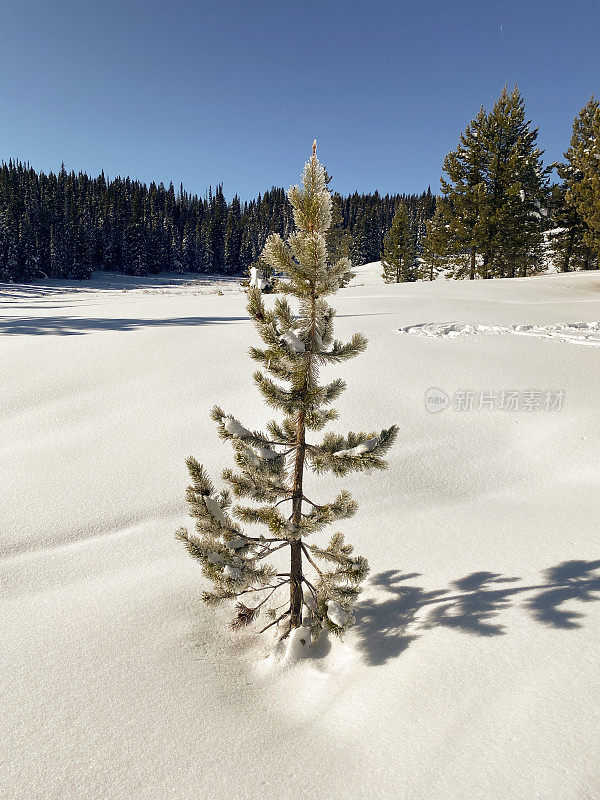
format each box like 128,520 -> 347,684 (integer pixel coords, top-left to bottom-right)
398,320 -> 600,346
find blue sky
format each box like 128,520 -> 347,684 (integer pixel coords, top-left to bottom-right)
0,0 -> 598,200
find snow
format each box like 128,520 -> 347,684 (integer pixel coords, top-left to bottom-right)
399,319 -> 600,346
203,495 -> 230,528
256,445 -> 279,460
222,565 -> 242,580
223,417 -> 252,437
249,266 -> 268,291
280,329 -> 305,352
2,262 -> 600,799
336,436 -> 378,457
226,536 -> 247,550
326,600 -> 350,628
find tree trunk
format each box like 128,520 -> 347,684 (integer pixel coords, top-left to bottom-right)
287,281 -> 317,632
469,246 -> 476,279
289,413 -> 305,630
563,229 -> 575,272
289,539 -> 303,629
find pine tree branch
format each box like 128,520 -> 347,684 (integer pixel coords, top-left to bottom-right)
254,541 -> 288,560
302,576 -> 318,600
258,610 -> 290,634
301,543 -> 325,578
302,494 -> 325,510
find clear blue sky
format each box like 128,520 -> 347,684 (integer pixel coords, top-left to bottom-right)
0,0 -> 598,201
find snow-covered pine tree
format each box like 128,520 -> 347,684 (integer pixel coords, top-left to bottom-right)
176,145 -> 398,642
381,201 -> 416,282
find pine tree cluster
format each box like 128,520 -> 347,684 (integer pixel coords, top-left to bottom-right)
0,159 -> 434,283
421,86 -> 600,279
422,86 -> 550,279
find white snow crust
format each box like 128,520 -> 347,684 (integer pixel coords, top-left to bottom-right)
280,329 -> 305,352
326,600 -> 350,627
203,495 -> 229,527
2,262 -> 600,800
336,436 -> 379,457
223,417 -> 252,437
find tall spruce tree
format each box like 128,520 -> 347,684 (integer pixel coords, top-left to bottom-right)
176,146 -> 398,641
435,106 -> 488,279
381,201 -> 416,282
424,86 -> 548,279
562,97 -> 600,268
482,86 -> 548,278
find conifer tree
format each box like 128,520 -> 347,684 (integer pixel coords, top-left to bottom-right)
381,201 -> 416,282
182,220 -> 196,272
176,145 -> 398,641
419,208 -> 446,280
224,197 -> 243,274
424,86 -> 548,279
435,106 -> 488,279
562,97 -> 600,268
19,213 -> 42,281
482,86 -> 548,278
547,184 -> 595,272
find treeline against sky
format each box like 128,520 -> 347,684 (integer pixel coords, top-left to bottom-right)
0,160 -> 436,282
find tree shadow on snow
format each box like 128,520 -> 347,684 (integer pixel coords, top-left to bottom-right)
0,314 -> 247,335
0,273 -> 241,298
353,559 -> 600,666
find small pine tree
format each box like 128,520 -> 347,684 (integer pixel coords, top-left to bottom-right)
419,208 -> 446,280
176,145 -> 398,642
381,202 -> 416,282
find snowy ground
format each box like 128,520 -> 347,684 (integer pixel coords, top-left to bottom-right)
2,263 -> 600,800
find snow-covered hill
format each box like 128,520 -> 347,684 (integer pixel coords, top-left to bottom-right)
2,267 -> 600,800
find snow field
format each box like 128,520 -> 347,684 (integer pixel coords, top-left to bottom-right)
2,263 -> 600,799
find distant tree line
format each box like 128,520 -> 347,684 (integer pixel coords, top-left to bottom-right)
0,159 -> 436,282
